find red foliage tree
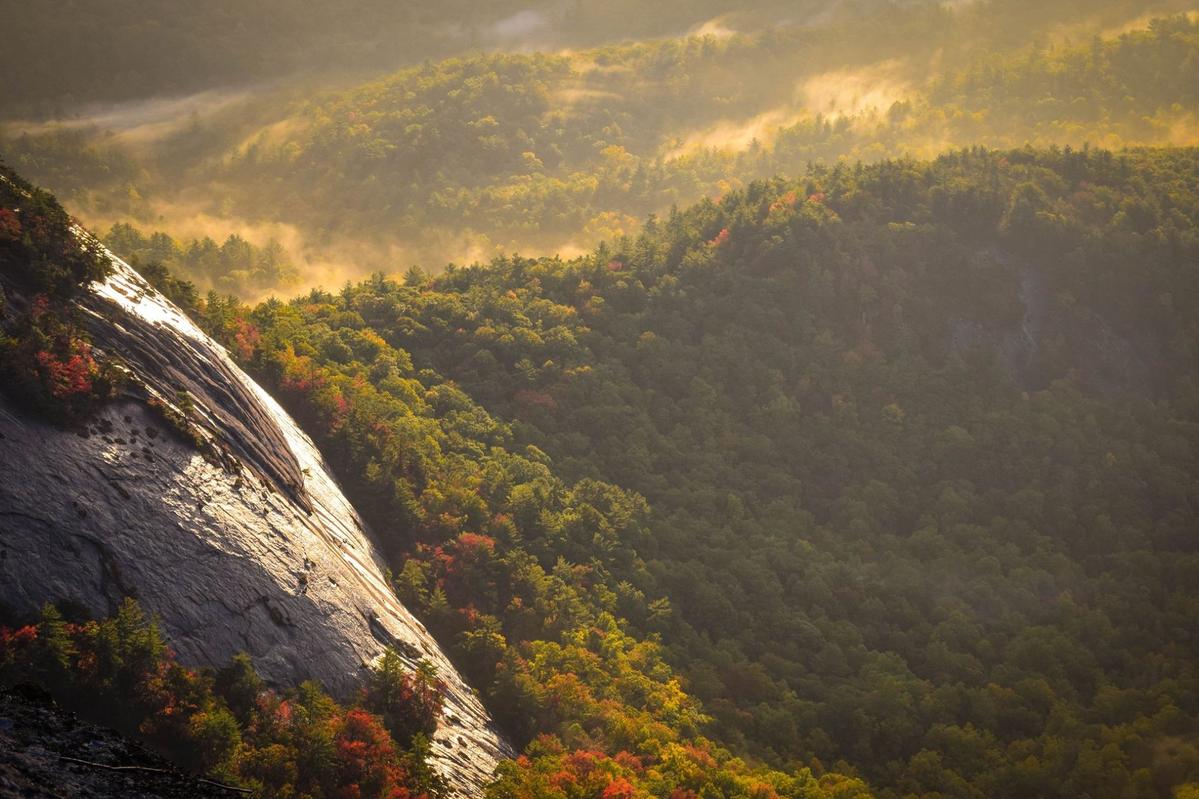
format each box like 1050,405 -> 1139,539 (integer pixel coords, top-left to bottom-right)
0,208 -> 21,240
333,708 -> 413,799
602,776 -> 636,799
231,318 -> 261,362
34,346 -> 97,399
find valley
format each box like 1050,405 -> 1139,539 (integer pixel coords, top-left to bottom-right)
2,2 -> 1199,797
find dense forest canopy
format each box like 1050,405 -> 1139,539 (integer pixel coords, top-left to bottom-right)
189,146 -> 1199,798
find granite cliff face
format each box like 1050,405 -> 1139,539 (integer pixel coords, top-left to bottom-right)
0,247 -> 512,795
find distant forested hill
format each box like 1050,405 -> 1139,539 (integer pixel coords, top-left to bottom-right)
8,9 -> 1197,296
199,146 -> 1199,797
226,13 -> 1199,248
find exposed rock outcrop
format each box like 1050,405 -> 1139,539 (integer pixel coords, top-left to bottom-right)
947,250 -> 1161,394
0,253 -> 512,796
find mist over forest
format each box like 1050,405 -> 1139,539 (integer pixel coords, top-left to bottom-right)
5,0 -> 1196,293
2,2 -> 1199,798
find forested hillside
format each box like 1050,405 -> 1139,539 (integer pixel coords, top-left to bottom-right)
196,146 -> 1199,798
227,11 -> 1199,252
5,8 -> 1197,294
6,1 -> 1199,796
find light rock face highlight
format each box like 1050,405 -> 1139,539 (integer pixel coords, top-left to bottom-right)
0,252 -> 512,796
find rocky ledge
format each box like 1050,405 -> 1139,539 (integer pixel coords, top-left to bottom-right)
0,252 -> 512,796
0,685 -> 239,799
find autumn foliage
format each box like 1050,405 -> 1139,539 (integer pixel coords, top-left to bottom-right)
1,601 -> 445,798
0,162 -> 110,295
0,292 -> 117,419
1,163 -> 117,420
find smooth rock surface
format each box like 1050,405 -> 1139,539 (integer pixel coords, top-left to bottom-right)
0,251 -> 512,796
